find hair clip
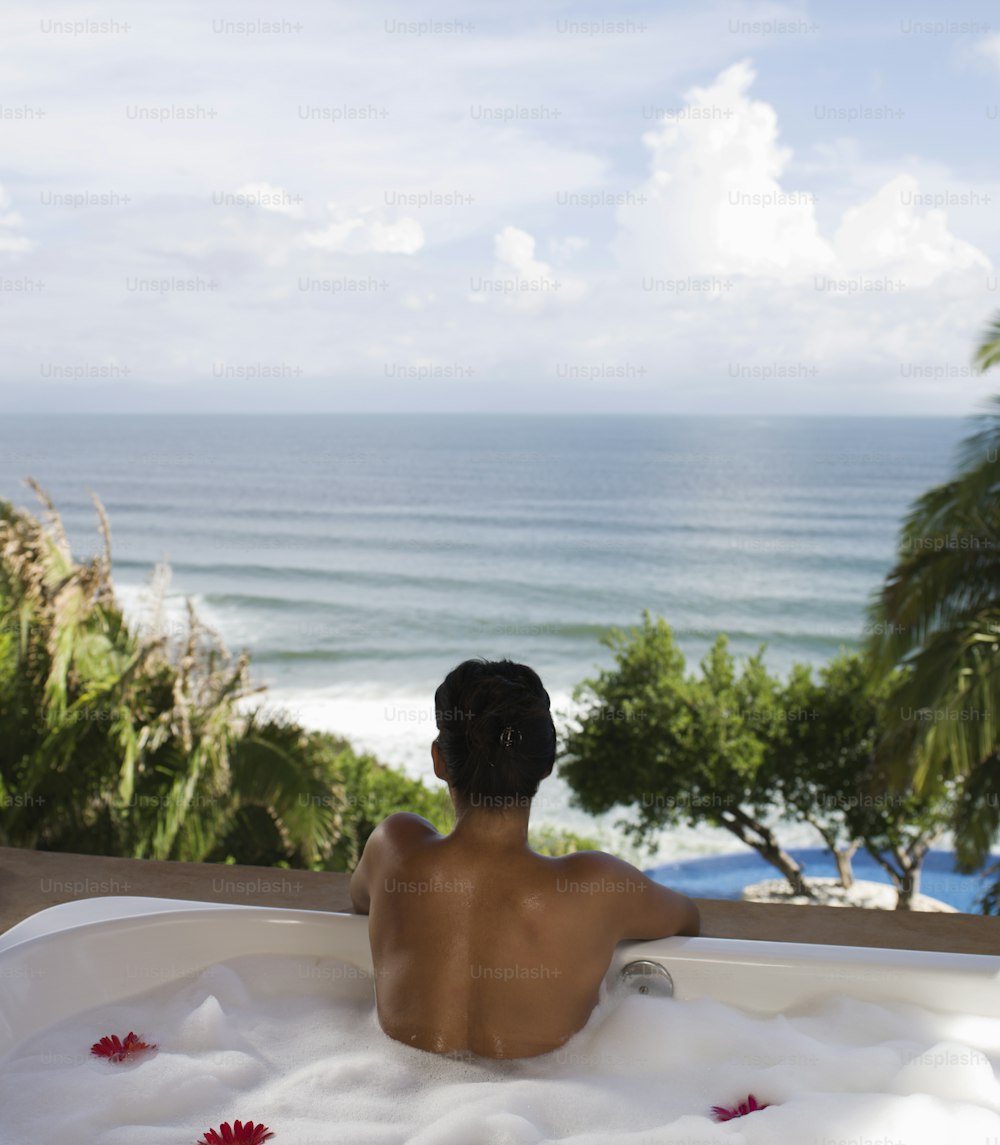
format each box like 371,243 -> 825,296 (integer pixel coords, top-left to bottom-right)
499,726 -> 522,749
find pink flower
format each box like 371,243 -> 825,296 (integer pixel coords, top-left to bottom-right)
89,1031 -> 157,1062
197,1120 -> 275,1144
710,1093 -> 771,1122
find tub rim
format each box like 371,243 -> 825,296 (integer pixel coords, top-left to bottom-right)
1,896 -> 998,1063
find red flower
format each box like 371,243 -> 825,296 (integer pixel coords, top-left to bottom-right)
197,1120 -> 275,1145
710,1093 -> 771,1122
89,1031 -> 157,1062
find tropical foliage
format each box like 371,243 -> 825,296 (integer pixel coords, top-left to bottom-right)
559,612 -> 953,907
0,486 -> 592,869
562,614 -> 812,895
0,484 -> 338,864
865,322 -> 1000,911
774,653 -> 955,909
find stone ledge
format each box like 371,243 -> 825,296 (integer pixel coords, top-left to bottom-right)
1,845 -> 998,954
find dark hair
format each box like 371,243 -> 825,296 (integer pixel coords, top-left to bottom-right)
434,658 -> 556,808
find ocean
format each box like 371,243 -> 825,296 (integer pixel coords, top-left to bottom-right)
0,414 -> 977,866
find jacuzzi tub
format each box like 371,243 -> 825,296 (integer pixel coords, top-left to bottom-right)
2,894 -> 999,1060
3,897 -> 1000,1144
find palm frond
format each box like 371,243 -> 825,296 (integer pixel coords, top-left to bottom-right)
974,315 -> 1000,374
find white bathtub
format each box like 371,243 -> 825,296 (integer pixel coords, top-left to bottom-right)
1,895 -> 999,1063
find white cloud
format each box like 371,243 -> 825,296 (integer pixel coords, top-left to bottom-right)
305,206 -> 424,254
832,175 -> 990,286
0,186 -> 31,254
495,226 -> 547,273
233,182 -> 304,218
548,235 -> 589,261
616,60 -> 834,280
975,32 -> 1000,71
402,290 -> 437,311
473,225 -> 585,310
615,60 -> 990,289
2,6 -> 997,416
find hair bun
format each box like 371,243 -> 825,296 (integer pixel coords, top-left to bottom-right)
434,658 -> 556,802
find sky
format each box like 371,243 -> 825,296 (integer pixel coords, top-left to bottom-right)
2,0 -> 1000,414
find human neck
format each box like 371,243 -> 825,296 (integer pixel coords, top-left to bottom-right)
449,800 -> 531,847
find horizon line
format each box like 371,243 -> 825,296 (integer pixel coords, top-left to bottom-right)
0,410 -> 974,419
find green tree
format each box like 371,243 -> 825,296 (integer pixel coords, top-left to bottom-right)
561,612 -> 815,896
772,657 -> 869,889
562,616 -> 957,908
527,824 -> 601,856
774,653 -> 954,908
323,741 -> 454,871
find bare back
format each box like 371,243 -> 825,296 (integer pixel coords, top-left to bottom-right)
351,813 -> 699,1059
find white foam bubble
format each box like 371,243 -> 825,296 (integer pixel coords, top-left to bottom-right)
1,952 -> 998,1144
177,995 -> 236,1052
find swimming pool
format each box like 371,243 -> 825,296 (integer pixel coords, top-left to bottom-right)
648,847 -> 1000,912
1,897 -> 998,1142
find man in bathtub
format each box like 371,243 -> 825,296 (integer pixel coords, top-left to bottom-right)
350,658 -> 700,1059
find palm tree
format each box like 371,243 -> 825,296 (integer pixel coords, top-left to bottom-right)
974,313 -> 1000,373
866,317 -> 1000,908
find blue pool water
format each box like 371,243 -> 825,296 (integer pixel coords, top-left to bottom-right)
649,848 -> 998,914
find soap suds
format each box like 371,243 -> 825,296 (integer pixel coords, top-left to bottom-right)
1,953 -> 998,1144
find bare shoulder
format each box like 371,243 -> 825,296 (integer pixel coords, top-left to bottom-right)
555,848 -> 647,888
350,813 -> 439,914
370,812 -> 440,851
552,849 -> 700,940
